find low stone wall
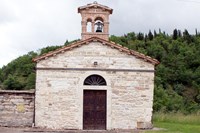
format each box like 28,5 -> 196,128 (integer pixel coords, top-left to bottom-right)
0,90 -> 35,127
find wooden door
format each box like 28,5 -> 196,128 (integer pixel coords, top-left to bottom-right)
83,90 -> 106,130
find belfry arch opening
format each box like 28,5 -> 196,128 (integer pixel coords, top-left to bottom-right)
84,74 -> 107,86
95,17 -> 104,33
86,19 -> 92,32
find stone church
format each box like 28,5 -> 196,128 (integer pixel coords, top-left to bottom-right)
33,2 -> 159,130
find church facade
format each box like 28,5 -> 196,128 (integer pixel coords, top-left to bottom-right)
33,2 -> 159,130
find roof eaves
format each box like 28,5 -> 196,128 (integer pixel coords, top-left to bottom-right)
33,36 -> 160,65
78,3 -> 113,14
32,40 -> 85,62
92,37 -> 160,65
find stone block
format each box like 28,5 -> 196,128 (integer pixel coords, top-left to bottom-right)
0,105 -> 4,111
137,122 -> 153,129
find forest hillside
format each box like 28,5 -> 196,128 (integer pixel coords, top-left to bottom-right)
0,29 -> 200,113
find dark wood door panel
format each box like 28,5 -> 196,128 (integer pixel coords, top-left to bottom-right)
83,90 -> 106,130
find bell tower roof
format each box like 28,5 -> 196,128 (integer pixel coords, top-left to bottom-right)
78,2 -> 113,41
78,1 -> 113,14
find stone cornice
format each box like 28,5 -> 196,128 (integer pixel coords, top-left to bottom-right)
35,67 -> 155,73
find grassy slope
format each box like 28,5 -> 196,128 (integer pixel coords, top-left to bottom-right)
142,113 -> 200,133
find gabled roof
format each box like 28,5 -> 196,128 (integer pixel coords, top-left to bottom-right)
78,1 -> 113,14
33,37 -> 159,65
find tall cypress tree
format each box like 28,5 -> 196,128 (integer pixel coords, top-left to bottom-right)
137,32 -> 144,40
148,30 -> 154,40
173,29 -> 178,40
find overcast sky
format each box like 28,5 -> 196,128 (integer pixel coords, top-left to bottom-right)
0,0 -> 200,68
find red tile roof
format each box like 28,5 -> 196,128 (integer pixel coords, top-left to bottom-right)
33,36 -> 159,65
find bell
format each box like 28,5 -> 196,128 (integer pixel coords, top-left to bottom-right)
96,26 -> 102,32
95,21 -> 103,32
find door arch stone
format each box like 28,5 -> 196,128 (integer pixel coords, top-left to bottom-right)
78,71 -> 111,130
83,74 -> 107,86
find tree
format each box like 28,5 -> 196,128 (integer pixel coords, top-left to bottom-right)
64,39 -> 69,45
3,74 -> 23,90
159,28 -> 162,34
195,29 -> 198,36
127,32 -> 136,41
173,29 -> 178,40
154,30 -> 157,37
137,32 -> 144,40
25,73 -> 36,89
183,29 -> 193,43
148,30 -> 154,40
39,46 -> 62,55
178,30 -> 182,37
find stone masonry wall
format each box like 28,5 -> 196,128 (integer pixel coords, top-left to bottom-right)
35,70 -> 83,129
35,70 -> 154,129
35,42 -> 155,129
109,71 -> 154,129
0,90 -> 35,127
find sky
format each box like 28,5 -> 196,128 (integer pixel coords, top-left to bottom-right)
0,0 -> 200,68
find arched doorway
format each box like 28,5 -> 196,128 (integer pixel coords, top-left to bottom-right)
83,75 -> 107,130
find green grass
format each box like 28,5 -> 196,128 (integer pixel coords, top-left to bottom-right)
142,113 -> 200,133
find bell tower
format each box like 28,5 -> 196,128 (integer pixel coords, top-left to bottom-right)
78,1 -> 113,40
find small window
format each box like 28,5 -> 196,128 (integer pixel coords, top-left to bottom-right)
84,74 -> 107,86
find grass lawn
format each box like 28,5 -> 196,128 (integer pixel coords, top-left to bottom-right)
141,113 -> 200,133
